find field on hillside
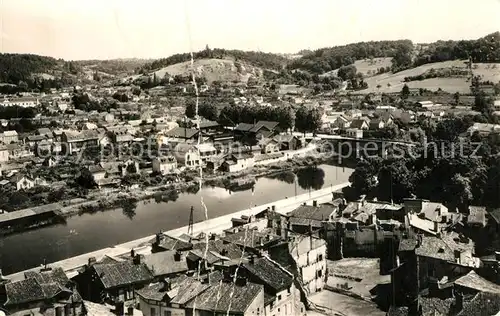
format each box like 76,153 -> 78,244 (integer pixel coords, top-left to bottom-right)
153,59 -> 263,83
321,57 -> 393,78
360,60 -> 500,94
125,58 -> 263,84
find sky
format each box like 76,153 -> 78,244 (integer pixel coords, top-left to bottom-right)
1,0 -> 499,60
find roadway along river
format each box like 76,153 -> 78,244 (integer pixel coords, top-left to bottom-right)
0,164 -> 352,275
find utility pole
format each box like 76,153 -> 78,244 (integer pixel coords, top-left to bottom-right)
188,206 -> 194,236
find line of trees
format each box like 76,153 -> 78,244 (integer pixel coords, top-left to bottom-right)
185,102 -> 322,134
288,40 -> 414,74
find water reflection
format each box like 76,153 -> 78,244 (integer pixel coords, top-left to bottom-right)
121,199 -> 138,220
153,190 -> 180,204
266,171 -> 296,184
296,166 -> 325,190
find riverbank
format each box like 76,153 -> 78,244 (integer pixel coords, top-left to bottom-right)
5,182 -> 350,282
0,151 -> 349,237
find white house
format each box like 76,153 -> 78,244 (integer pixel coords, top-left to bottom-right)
10,174 -> 35,191
290,235 -> 327,294
152,156 -> 178,175
221,153 -> 255,173
174,143 -> 201,169
0,145 -> 9,162
0,130 -> 19,144
195,143 -> 218,164
494,100 -> 500,110
346,128 -> 363,139
0,97 -> 39,107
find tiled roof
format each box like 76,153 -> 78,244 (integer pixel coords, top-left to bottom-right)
191,240 -> 245,259
288,204 -> 337,221
4,278 -> 46,305
415,232 -> 479,268
419,296 -> 454,316
234,123 -> 254,132
454,271 -> 500,294
242,257 -> 293,292
135,282 -> 167,301
398,238 -> 417,252
152,234 -> 193,251
342,201 -> 401,217
170,278 -> 209,305
250,121 -> 279,133
143,251 -> 188,277
387,306 -> 408,316
24,267 -> 69,288
457,292 -> 500,316
186,249 -> 224,265
165,127 -> 198,139
184,280 -> 263,314
92,261 -> 153,289
222,230 -> 281,249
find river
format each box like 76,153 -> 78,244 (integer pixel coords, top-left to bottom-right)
0,164 -> 352,275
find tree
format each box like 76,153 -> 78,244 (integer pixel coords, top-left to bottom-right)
401,84 -> 410,99
337,65 -> 357,81
185,101 -> 196,119
453,92 -> 460,105
296,166 -> 325,191
76,168 -> 97,189
473,92 -> 493,114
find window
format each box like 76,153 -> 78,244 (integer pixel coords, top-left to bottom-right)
278,308 -> 280,312
164,311 -> 172,316
317,270 -> 323,278
278,294 -> 282,300
287,288 -> 291,295
318,254 -> 323,261
151,307 -> 156,316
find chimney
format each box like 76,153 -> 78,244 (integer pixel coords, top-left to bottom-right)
371,214 -> 377,225
437,207 -> 442,217
455,291 -> 463,312
155,232 -> 162,244
161,278 -> 172,291
88,257 -> 97,266
235,277 -> 247,287
313,200 -> 318,207
127,306 -> 134,316
130,248 -> 135,258
174,251 -> 181,262
434,221 -> 439,233
115,301 -> 124,316
133,254 -> 142,265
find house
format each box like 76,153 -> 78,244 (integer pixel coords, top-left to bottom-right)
152,156 -> 177,175
259,137 -> 280,154
62,130 -> 99,154
142,250 -> 189,278
0,130 -> 18,144
72,256 -> 154,304
416,101 -> 436,108
88,165 -> 106,182
151,233 -> 193,253
1,266 -> 83,316
6,143 -> 32,160
9,173 -> 35,191
467,123 -> 500,136
222,230 -> 282,253
333,115 -> 351,129
287,202 -> 338,234
0,145 -> 9,162
237,256 -> 300,316
0,97 -> 39,107
234,121 -> 279,144
393,232 -> 480,300
173,143 -> 201,169
466,206 -> 487,228
36,127 -> 53,138
273,134 -> 300,151
137,273 -> 265,316
163,127 -> 199,143
195,143 -> 218,164
289,234 -> 327,293
220,153 -> 255,173
349,118 -> 369,130
346,128 -> 363,139
369,118 -> 386,129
